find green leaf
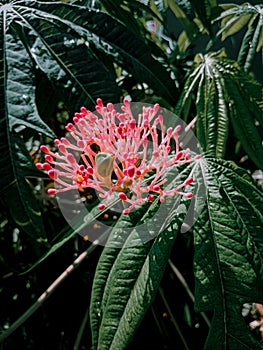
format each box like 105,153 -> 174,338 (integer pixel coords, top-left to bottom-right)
167,0 -> 200,49
90,162 -> 195,349
22,1 -> 177,106
0,6 -> 47,240
6,31 -> 55,137
238,21 -> 257,66
175,62 -> 204,120
108,203 -> 187,350
194,157 -> 263,349
189,0 -> 218,34
90,155 -> 263,349
224,77 -> 263,169
244,15 -> 263,71
221,13 -> 252,41
175,51 -> 263,168
89,211 -> 150,350
22,18 -> 121,111
214,3 -> 263,71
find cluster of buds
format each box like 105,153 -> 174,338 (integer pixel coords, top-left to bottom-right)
36,99 -> 196,215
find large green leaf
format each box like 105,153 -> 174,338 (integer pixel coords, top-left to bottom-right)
90,155 -> 263,349
16,1 -> 177,106
14,6 -> 121,111
0,6 -> 48,240
89,211 -> 149,350
90,206 -> 188,350
214,3 -> 263,71
6,30 -> 55,136
175,50 -> 263,168
90,162 -> 195,350
194,157 -> 263,349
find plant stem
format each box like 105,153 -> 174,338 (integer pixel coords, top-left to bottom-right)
159,287 -> 190,350
168,259 -> 211,327
73,303 -> 90,350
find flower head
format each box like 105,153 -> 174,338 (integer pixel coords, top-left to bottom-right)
36,99 -> 196,214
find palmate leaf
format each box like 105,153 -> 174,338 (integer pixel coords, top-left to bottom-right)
194,157 -> 263,349
15,4 -> 121,111
175,50 -> 263,169
107,203 -> 187,350
17,0 -> 177,107
90,155 -> 263,349
214,3 -> 263,71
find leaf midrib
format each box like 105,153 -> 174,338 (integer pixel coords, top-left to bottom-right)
199,158 -> 228,348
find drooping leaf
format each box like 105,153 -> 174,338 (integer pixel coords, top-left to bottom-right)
194,157 -> 263,349
0,5 -> 47,240
108,202 -> 191,350
89,210 -> 148,349
90,161 -> 197,349
221,13 -> 253,41
90,154 -> 263,349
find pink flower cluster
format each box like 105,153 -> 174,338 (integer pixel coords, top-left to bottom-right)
36,99 -> 195,215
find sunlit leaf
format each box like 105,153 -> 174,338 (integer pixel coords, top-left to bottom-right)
214,3 -> 263,71
90,161 -> 195,349
175,51 -> 263,168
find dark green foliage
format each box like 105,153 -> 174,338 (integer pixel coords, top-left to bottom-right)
90,157 -> 263,350
194,158 -> 263,349
90,163 -> 194,349
0,1 -> 262,350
